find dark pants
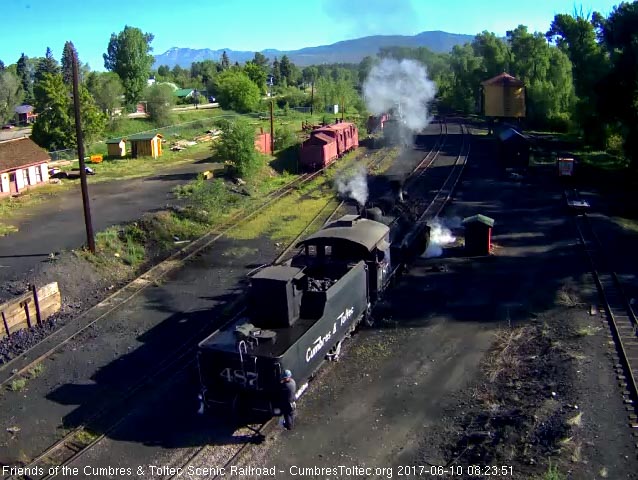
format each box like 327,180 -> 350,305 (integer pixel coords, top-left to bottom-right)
282,404 -> 295,430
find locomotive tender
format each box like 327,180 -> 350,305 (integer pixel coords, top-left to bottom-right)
197,207 -> 430,415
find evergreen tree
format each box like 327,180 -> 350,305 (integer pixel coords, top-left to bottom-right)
61,41 -> 77,86
32,73 -> 74,149
221,51 -> 230,70
279,55 -> 292,84
252,52 -> 269,71
272,57 -> 281,85
35,47 -> 60,83
16,53 -> 32,103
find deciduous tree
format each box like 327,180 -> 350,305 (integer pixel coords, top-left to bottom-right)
213,119 -> 262,178
215,70 -> 260,113
104,26 -> 155,105
0,71 -> 23,124
145,83 -> 175,125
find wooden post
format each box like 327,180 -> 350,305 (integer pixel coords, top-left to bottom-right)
1,311 -> 9,337
32,283 -> 42,325
23,301 -> 32,329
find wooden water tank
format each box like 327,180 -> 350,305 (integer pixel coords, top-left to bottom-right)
482,73 -> 526,119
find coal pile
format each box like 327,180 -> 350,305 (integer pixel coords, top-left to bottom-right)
307,278 -> 336,292
0,317 -> 59,364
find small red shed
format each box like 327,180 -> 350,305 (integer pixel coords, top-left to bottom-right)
462,214 -> 495,256
254,129 -> 272,155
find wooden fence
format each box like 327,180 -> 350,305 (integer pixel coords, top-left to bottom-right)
0,282 -> 61,339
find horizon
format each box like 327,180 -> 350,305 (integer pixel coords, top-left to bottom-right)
1,0 -> 621,71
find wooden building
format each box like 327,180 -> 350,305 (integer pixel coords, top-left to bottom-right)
0,138 -> 50,196
254,129 -> 272,154
14,105 -> 37,125
481,73 -> 526,120
462,214 -> 495,256
106,137 -> 127,157
128,133 -> 163,158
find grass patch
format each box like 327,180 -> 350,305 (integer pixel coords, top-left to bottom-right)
539,463 -> 565,480
8,378 -> 27,392
0,223 -> 18,236
27,363 -> 45,379
612,217 -> 638,234
74,429 -> 100,445
575,325 -> 600,337
555,286 -> 584,308
576,150 -> 629,171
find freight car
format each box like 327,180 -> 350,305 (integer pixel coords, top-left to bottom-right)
299,121 -> 359,171
197,209 -> 429,416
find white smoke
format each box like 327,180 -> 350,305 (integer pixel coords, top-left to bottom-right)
424,217 -> 461,258
363,58 -> 437,146
336,165 -> 368,206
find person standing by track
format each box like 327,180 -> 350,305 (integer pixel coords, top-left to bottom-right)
279,370 -> 297,430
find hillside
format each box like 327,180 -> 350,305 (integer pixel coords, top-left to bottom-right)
153,30 -> 473,68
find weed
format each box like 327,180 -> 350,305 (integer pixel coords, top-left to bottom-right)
575,325 -> 600,337
27,363 -> 45,379
9,378 -> 27,392
0,223 -> 18,236
541,463 -> 565,480
567,412 -> 582,427
74,429 -> 99,445
123,235 -> 145,267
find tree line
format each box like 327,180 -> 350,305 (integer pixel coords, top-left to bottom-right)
1,2 -> 637,167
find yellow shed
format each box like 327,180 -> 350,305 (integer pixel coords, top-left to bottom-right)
106,138 -> 127,157
128,133 -> 163,158
481,73 -> 526,119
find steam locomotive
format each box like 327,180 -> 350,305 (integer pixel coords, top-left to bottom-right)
196,199 -> 429,416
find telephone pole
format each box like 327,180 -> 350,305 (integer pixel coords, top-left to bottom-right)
71,53 -> 95,253
310,82 -> 314,116
269,100 -> 275,153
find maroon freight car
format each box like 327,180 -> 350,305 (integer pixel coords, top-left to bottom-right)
299,121 -> 359,171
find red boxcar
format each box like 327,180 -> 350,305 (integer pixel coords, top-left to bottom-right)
300,121 -> 359,171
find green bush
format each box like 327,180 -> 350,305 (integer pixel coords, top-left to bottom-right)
274,126 -> 298,151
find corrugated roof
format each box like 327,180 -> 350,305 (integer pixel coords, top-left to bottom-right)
126,133 -> 163,141
14,105 -> 34,115
462,214 -> 495,227
481,73 -> 524,87
105,137 -> 126,144
0,138 -> 50,173
298,215 -> 389,252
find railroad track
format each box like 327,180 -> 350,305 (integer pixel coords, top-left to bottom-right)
571,205 -> 638,430
0,157 -> 340,390
4,156 -> 368,480
174,120 -> 468,479
7,120 -> 453,480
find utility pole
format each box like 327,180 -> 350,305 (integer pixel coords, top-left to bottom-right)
341,96 -> 344,121
269,100 -> 275,154
72,53 -> 95,253
310,82 -> 314,116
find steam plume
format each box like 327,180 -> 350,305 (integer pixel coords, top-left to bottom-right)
424,217 -> 460,258
363,58 -> 437,146
336,165 -> 368,207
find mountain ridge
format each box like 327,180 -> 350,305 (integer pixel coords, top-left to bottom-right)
153,31 -> 474,68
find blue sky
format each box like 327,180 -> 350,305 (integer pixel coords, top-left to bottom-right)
0,0 -> 622,70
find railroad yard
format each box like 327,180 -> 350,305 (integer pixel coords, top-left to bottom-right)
0,113 -> 636,480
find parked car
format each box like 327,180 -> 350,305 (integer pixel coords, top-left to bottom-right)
2,124 -> 15,130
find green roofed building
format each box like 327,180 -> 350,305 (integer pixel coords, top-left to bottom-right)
174,88 -> 196,99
